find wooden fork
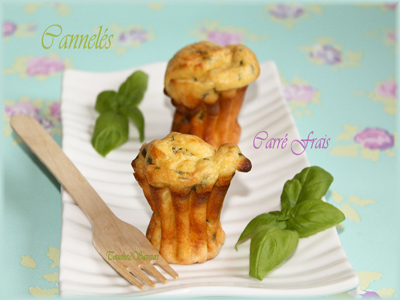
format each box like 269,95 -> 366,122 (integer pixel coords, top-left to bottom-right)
11,115 -> 179,290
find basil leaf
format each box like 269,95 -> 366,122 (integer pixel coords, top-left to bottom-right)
118,70 -> 148,108
95,91 -> 118,113
91,111 -> 129,157
281,166 -> 333,213
235,212 -> 279,251
119,106 -> 145,143
250,225 -> 299,280
280,179 -> 301,215
286,199 -> 345,238
294,166 -> 334,204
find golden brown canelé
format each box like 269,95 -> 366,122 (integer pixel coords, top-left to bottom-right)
164,41 -> 260,149
131,132 -> 251,264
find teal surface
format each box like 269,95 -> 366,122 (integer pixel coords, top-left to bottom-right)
1,0 -> 399,298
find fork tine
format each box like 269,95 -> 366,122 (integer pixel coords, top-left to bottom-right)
128,267 -> 156,288
124,272 -> 146,290
155,258 -> 179,279
142,263 -> 167,284
108,261 -> 145,290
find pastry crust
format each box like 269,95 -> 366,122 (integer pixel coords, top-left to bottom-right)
164,41 -> 260,149
165,41 -> 260,108
132,132 -> 251,264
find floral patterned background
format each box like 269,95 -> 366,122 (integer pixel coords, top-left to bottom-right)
1,1 -> 398,298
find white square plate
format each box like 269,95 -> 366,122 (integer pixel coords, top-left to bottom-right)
59,61 -> 359,297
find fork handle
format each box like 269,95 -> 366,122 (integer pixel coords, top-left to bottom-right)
11,115 -> 116,227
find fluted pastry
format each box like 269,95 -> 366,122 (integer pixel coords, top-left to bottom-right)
131,132 -> 252,264
164,41 -> 260,149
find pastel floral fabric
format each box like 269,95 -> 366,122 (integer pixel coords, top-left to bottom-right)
3,20 -> 16,36
268,4 -> 305,19
26,57 -> 65,76
309,44 -> 342,65
355,78 -> 397,115
264,4 -> 322,28
3,99 -> 61,141
301,38 -> 363,68
202,29 -> 244,46
191,20 -> 267,46
4,54 -> 72,80
109,24 -> 154,55
354,128 -> 394,151
1,2 -> 397,299
2,20 -> 36,39
281,75 -> 320,117
375,80 -> 397,100
330,125 -> 395,162
284,85 -> 316,102
5,101 -> 38,118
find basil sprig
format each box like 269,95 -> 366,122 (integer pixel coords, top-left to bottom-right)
236,166 -> 345,280
91,70 -> 148,157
